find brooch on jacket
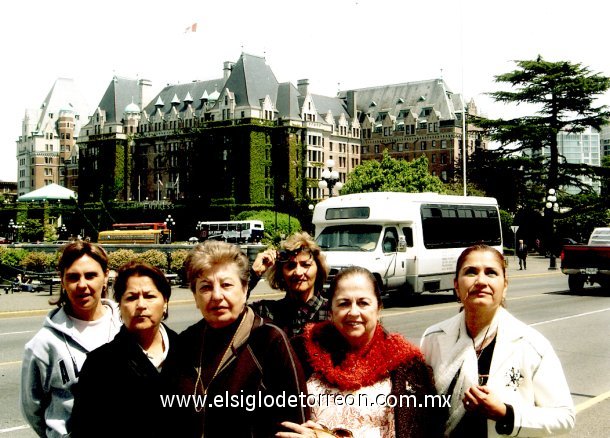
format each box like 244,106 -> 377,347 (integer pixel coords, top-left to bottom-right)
505,367 -> 523,390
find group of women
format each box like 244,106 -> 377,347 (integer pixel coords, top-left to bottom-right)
20,234 -> 575,437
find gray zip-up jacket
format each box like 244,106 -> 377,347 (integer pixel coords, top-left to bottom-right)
20,300 -> 121,437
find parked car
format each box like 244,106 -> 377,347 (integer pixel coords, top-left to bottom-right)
0,236 -> 10,244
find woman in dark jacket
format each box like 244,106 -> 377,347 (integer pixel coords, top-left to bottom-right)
172,240 -> 309,437
71,261 -> 178,438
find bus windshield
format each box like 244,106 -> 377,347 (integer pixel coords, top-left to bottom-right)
317,225 -> 382,252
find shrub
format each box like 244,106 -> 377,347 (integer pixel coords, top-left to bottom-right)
137,250 -> 168,270
20,251 -> 55,272
0,248 -> 28,268
108,249 -> 138,271
170,249 -> 189,272
170,249 -> 190,284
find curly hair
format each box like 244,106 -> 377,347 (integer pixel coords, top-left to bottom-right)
266,232 -> 329,292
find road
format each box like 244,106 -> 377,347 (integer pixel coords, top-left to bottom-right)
1,270 -> 609,436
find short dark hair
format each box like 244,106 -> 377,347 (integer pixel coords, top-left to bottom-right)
327,266 -> 383,309
113,261 -> 172,319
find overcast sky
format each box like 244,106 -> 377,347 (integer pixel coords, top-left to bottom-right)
2,0 -> 609,181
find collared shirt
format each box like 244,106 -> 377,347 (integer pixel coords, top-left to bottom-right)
249,292 -> 330,338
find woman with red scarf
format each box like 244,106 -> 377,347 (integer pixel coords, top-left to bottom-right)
278,266 -> 445,438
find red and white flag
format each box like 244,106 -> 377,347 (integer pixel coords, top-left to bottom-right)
185,23 -> 197,33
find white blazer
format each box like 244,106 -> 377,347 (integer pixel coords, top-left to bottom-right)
421,308 -> 575,437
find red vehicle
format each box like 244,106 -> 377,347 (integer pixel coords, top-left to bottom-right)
112,222 -> 168,230
561,228 -> 610,292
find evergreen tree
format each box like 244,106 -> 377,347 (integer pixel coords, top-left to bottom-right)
475,56 -> 610,195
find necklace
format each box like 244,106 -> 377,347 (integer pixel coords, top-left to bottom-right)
472,324 -> 492,360
193,315 -> 247,412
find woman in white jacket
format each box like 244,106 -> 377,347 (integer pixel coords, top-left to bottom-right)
20,242 -> 121,437
420,244 -> 574,437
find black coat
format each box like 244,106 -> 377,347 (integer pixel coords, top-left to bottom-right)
71,324 -> 179,438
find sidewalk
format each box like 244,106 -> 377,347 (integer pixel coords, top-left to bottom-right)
0,278 -> 282,317
0,254 -> 559,317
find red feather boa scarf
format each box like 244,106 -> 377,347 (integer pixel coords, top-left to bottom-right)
302,321 -> 423,391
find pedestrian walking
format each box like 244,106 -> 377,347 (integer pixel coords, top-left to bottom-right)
516,239 -> 528,270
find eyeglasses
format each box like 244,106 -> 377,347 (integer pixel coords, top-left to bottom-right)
277,246 -> 313,263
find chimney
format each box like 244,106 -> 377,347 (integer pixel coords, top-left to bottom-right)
138,79 -> 152,109
223,61 -> 234,81
346,90 -> 357,119
297,79 -> 309,97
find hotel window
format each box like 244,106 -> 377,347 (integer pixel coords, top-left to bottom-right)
420,141 -> 427,150
441,140 -> 447,149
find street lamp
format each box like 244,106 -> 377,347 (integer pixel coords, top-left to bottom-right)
308,204 -> 315,235
164,214 -> 175,244
8,219 -> 15,242
59,224 -> 68,240
318,159 -> 343,198
545,188 -> 559,270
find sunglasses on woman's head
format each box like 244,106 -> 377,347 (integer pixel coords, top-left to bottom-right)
277,246 -> 312,262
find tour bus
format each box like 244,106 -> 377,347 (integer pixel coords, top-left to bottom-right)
312,192 -> 503,297
97,223 -> 171,244
196,220 -> 264,243
112,222 -> 168,231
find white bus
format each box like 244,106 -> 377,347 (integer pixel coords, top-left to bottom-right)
312,192 -> 503,298
195,220 -> 264,244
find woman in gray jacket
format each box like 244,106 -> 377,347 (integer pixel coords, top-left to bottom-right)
20,242 -> 121,437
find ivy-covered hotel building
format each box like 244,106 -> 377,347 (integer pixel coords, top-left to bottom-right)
76,52 -> 486,213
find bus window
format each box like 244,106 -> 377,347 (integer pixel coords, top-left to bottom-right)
421,204 -> 501,249
401,227 -> 414,247
382,228 -> 398,253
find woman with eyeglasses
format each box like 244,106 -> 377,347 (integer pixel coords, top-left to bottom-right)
250,232 -> 330,338
420,244 -> 574,437
278,266 -> 444,438
170,240 -> 309,437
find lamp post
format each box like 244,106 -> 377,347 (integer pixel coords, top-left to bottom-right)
318,159 -> 343,198
545,188 -> 559,270
8,219 -> 15,242
308,204 -> 315,235
59,224 -> 68,240
164,214 -> 175,244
